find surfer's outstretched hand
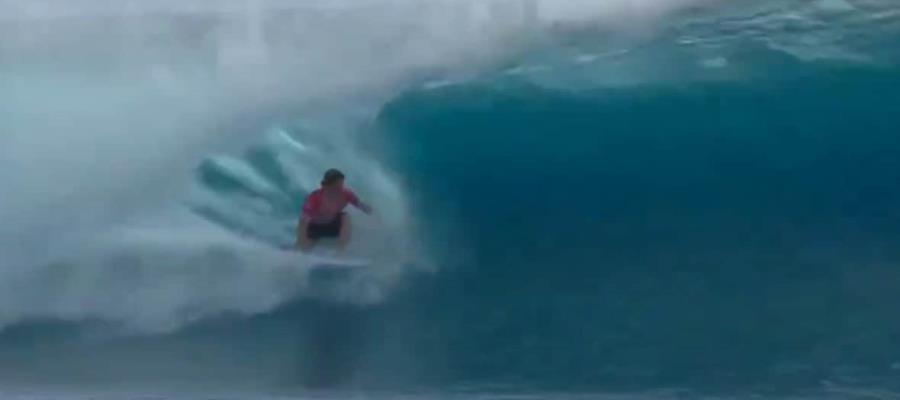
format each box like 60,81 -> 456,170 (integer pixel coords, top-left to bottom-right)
358,202 -> 374,215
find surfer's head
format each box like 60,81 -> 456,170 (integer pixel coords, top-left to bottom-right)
321,168 -> 346,191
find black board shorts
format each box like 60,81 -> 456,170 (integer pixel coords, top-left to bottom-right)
307,213 -> 344,239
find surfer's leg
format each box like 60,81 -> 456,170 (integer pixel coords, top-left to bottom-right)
338,213 -> 352,250
301,221 -> 324,251
298,238 -> 314,252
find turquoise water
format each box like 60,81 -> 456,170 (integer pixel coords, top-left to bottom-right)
2,1 -> 900,398
376,66 -> 900,389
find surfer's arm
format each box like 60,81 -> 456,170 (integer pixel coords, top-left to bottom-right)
297,193 -> 318,250
356,201 -> 373,215
296,216 -> 312,250
345,189 -> 373,215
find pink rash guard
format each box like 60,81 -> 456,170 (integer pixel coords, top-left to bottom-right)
301,188 -> 361,224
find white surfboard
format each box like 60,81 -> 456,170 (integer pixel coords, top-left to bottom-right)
307,254 -> 369,269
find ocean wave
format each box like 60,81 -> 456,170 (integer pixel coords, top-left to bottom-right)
2,0 -> 900,390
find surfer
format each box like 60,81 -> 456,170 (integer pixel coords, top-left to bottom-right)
296,168 -> 373,251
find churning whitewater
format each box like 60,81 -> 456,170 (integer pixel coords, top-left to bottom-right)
0,0 -> 724,337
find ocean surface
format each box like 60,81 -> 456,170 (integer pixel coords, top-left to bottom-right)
2,0 -> 900,399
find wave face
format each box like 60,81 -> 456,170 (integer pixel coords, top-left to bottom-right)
375,65 -> 900,389
2,0 -> 900,394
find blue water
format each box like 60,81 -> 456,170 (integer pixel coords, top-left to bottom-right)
376,65 -> 900,389
3,1 -> 900,399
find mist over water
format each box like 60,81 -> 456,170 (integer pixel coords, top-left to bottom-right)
2,0 -> 900,396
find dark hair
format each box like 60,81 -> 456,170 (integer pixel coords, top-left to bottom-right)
321,168 -> 345,186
